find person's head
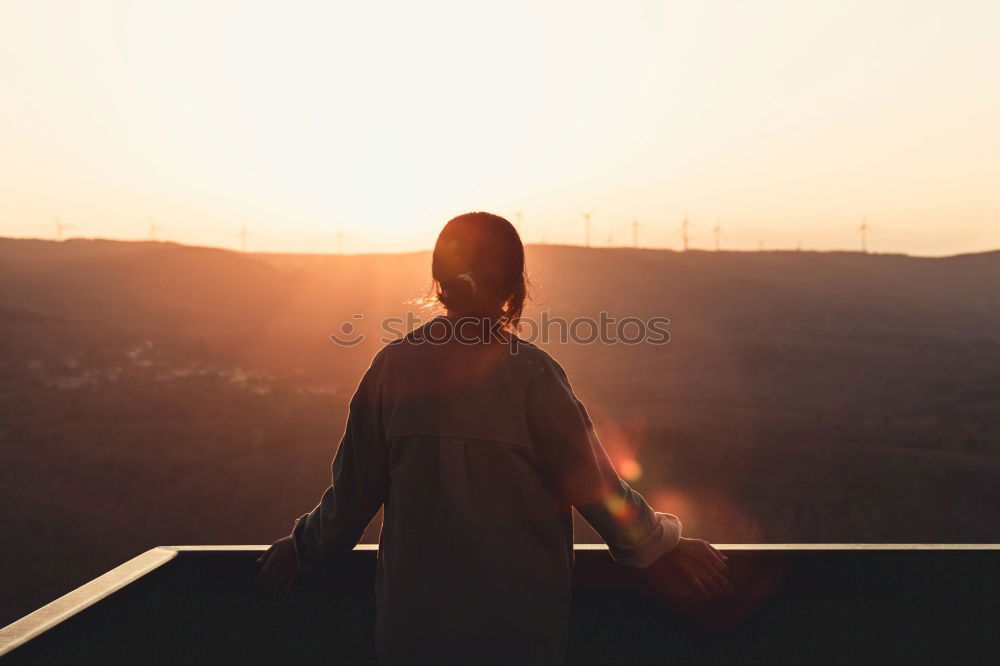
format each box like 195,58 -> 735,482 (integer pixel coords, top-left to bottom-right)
432,212 -> 527,329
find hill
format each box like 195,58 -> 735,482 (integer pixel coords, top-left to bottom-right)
1,237 -> 998,624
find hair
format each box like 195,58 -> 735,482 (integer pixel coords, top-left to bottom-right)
432,212 -> 527,329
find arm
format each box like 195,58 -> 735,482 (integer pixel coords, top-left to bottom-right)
292,351 -> 390,569
258,351 -> 390,594
525,353 -> 681,567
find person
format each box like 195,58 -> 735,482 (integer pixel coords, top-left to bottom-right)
257,212 -> 730,665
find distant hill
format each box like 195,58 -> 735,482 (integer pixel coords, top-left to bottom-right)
4,237 -> 1000,420
1,237 -> 999,625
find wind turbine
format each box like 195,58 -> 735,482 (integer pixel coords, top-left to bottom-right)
239,223 -> 249,253
54,218 -> 72,239
859,217 -> 870,253
712,218 -> 722,251
681,213 -> 692,251
334,224 -> 346,255
148,218 -> 163,240
582,210 -> 593,248
631,216 -> 642,249
513,207 -> 525,233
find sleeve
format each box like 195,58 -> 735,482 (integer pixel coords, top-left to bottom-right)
525,352 -> 681,568
291,351 -> 390,570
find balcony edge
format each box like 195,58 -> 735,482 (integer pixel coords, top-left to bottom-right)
3,543 -> 998,657
0,547 -> 177,657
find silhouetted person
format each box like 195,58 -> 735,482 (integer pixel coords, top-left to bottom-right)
258,212 -> 730,665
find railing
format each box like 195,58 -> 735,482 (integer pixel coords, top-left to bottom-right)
1,545 -> 998,664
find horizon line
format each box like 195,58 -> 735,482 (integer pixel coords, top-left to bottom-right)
2,234 -> 999,260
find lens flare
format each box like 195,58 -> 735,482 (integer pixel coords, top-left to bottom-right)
619,458 -> 642,482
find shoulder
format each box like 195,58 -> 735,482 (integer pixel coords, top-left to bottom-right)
364,320 -> 444,369
360,335 -> 410,374
508,337 -> 569,382
372,320 -> 437,360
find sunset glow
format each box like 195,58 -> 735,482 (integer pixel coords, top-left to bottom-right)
2,1 -> 998,254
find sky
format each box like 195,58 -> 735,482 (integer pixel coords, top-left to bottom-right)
1,0 -> 998,255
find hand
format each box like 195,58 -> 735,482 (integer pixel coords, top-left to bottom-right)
664,537 -> 733,599
256,535 -> 298,599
